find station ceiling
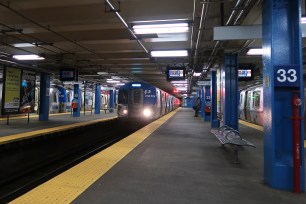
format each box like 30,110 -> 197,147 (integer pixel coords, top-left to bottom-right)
0,0 -> 297,98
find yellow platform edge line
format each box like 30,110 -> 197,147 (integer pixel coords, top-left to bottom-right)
0,116 -> 118,145
0,110 -> 108,121
10,108 -> 180,204
239,119 -> 306,148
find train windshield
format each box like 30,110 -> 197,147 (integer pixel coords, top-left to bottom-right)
118,90 -> 128,104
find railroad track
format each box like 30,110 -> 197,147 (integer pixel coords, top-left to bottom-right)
0,119 -> 148,203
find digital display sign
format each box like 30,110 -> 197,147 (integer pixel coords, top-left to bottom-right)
238,64 -> 254,81
238,69 -> 252,77
59,68 -> 78,81
166,66 -> 186,81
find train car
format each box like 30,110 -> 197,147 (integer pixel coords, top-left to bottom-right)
117,82 -> 178,120
239,85 -> 263,126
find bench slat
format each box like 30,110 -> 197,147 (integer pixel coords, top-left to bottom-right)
211,130 -> 255,148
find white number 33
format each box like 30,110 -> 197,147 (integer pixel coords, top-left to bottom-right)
277,69 -> 297,83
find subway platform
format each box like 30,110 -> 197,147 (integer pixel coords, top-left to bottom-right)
10,108 -> 306,204
0,111 -> 117,144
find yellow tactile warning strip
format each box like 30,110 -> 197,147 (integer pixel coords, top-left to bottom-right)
239,119 -> 306,148
0,111 -> 97,121
0,116 -> 118,145
10,108 -> 180,204
239,120 -> 264,132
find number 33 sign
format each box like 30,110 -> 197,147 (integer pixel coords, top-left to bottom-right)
274,65 -> 300,87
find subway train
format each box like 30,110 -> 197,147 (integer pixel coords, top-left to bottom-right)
117,82 -> 180,120
238,85 -> 263,126
239,85 -> 306,127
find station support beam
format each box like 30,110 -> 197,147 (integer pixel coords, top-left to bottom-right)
39,73 -> 50,121
262,0 -> 304,191
94,84 -> 101,114
211,70 -> 220,128
73,84 -> 81,117
204,85 -> 211,121
109,89 -> 115,113
222,53 -> 238,130
200,88 -> 205,118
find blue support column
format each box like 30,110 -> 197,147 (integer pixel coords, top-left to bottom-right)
222,53 -> 238,130
94,84 -> 101,114
73,84 -> 81,117
39,73 -> 50,121
200,88 -> 205,118
204,85 -> 211,121
262,0 -> 304,191
109,89 -> 114,113
211,70 -> 220,128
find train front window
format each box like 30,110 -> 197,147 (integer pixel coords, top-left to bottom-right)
118,90 -> 128,104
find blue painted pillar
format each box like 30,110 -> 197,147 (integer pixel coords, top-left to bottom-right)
262,0 -> 304,191
222,53 -> 238,130
94,84 -> 101,114
109,89 -> 114,113
211,70 -> 220,128
39,73 -> 50,121
200,88 -> 205,118
73,84 -> 81,117
204,85 -> 211,121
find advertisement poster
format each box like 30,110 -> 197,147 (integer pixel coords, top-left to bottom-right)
20,70 -> 36,113
3,67 -> 21,113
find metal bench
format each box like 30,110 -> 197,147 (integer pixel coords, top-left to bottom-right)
211,125 -> 255,164
102,108 -> 114,114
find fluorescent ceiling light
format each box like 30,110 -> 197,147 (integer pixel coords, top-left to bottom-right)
133,23 -> 189,34
173,83 -> 187,86
13,54 -> 45,60
97,72 -> 108,75
301,17 -> 306,24
246,48 -> 262,55
116,83 -> 125,86
176,87 -> 187,91
171,80 -> 187,84
151,50 -> 188,57
13,43 -> 35,48
107,80 -> 120,83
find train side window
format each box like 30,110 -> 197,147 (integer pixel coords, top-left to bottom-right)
253,91 -> 261,108
118,90 -> 128,104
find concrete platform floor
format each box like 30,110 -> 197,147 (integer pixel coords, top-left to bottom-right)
73,108 -> 306,204
0,111 -> 117,137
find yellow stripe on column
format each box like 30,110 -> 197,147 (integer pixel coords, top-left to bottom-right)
10,108 -> 180,204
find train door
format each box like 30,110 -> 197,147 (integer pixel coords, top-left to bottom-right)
156,90 -> 162,117
66,89 -> 73,112
49,88 -> 59,113
251,87 -> 263,125
245,91 -> 251,121
129,89 -> 144,117
34,87 -> 40,113
239,91 -> 246,120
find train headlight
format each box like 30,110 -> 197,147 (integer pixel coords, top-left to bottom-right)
123,109 -> 128,114
143,108 -> 152,117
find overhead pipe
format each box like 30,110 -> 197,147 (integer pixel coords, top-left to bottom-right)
203,0 -> 254,73
0,2 -> 106,60
105,0 -> 149,54
191,0 -> 197,51
0,22 -> 71,55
